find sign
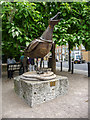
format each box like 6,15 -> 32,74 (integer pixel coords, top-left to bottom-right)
50,81 -> 56,87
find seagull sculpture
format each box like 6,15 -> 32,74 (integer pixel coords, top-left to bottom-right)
24,12 -> 62,72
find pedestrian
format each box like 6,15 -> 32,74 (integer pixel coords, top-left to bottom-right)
19,53 -> 24,75
31,58 -> 35,71
7,56 -> 16,78
22,56 -> 28,73
28,58 -> 35,71
35,57 -> 38,71
28,58 -> 32,71
34,58 -> 38,70
7,56 -> 16,65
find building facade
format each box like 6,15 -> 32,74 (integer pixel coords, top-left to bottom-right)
55,44 -> 88,62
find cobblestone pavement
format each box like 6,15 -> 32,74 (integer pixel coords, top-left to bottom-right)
2,66 -> 88,118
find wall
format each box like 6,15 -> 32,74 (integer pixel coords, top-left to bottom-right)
82,51 -> 88,62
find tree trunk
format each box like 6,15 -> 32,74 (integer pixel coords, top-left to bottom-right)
68,42 -> 71,72
51,43 -> 56,74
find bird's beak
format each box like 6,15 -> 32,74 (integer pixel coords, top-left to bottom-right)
49,12 -> 63,25
50,12 -> 61,22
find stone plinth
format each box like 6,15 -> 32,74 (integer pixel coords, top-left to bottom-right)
14,74 -> 69,107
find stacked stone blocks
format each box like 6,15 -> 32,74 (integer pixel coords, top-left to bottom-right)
14,75 -> 69,107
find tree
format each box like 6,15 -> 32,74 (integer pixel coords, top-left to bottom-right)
2,2 -> 90,64
2,2 -> 47,61
50,2 -> 90,71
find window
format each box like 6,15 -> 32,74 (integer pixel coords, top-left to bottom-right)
62,48 -> 65,54
59,48 -> 61,52
66,48 -> 68,52
76,55 -> 81,59
60,55 -> 61,59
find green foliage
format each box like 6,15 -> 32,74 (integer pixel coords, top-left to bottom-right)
2,2 -> 47,59
52,2 -> 90,50
2,2 -> 90,61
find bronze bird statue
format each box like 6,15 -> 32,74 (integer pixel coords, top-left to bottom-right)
24,12 -> 62,72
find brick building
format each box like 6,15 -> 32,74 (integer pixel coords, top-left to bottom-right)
44,44 -> 88,62
55,44 -> 88,62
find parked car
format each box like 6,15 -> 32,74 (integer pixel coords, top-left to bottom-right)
74,59 -> 81,64
81,60 -> 86,63
74,59 -> 85,64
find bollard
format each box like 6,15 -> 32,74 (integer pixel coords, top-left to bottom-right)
43,60 -> 44,68
61,61 -> 62,72
71,61 -> 74,74
88,62 -> 90,77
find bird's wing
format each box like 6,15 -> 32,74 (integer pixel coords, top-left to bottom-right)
25,39 -> 41,53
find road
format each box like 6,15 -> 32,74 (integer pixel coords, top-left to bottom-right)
56,61 -> 88,71
43,61 -> 88,71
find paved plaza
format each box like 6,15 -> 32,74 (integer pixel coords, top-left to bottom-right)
2,66 -> 88,118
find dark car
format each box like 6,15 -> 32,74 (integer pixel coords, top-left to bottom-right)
74,59 -> 85,64
74,59 -> 81,64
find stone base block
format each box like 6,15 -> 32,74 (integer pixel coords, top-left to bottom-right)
14,75 -> 69,107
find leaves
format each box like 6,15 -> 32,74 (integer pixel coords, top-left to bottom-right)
2,2 -> 90,60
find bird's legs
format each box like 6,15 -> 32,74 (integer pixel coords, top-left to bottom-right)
36,58 -> 44,74
36,58 -> 38,71
40,58 -> 43,72
40,58 -> 42,69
